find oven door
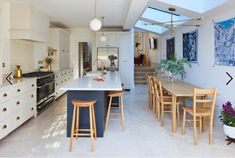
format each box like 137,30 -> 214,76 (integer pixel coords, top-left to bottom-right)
37,81 -> 55,102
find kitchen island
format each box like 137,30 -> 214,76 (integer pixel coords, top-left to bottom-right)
61,71 -> 122,137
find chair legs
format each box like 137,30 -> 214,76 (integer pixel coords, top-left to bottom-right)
161,104 -> 164,127
209,116 -> 213,144
177,104 -> 180,127
182,110 -> 186,135
193,115 -> 197,145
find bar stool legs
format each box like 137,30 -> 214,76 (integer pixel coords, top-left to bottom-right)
69,100 -> 97,152
120,95 -> 125,129
89,106 -> 94,151
105,96 -> 112,131
69,106 -> 76,152
105,92 -> 125,131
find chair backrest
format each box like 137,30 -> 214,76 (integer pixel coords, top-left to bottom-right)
155,80 -> 164,103
148,76 -> 155,95
154,79 -> 160,103
193,88 -> 217,115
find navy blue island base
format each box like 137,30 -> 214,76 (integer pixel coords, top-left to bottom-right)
67,90 -> 108,137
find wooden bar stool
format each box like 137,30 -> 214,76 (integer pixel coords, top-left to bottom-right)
69,100 -> 97,152
105,91 -> 125,131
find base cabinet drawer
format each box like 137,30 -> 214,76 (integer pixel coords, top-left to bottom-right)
0,118 -> 12,139
0,89 -> 11,104
0,101 -> 13,122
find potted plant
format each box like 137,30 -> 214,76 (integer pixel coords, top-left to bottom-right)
157,55 -> 191,80
108,55 -> 118,72
219,101 -> 235,139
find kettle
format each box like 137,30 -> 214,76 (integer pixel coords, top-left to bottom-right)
15,65 -> 22,78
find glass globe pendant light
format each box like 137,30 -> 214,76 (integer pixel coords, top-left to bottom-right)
90,0 -> 102,31
100,17 -> 107,42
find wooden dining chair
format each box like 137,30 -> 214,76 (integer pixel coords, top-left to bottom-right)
155,80 -> 180,127
153,79 -> 160,120
147,75 -> 155,111
182,88 -> 217,145
146,74 -> 151,110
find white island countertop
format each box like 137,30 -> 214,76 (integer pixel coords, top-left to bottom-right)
60,71 -> 122,91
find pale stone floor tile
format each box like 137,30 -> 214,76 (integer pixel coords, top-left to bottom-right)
0,85 -> 234,157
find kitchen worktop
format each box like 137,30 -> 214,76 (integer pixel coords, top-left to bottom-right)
61,71 -> 122,91
0,77 -> 37,89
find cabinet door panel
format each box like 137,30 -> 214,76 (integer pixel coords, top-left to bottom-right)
119,33 -> 134,89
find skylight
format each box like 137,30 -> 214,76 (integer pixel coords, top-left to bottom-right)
157,0 -> 227,14
142,7 -> 190,25
134,7 -> 190,34
135,20 -> 168,34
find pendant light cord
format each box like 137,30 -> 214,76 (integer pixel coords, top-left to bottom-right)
94,0 -> 97,18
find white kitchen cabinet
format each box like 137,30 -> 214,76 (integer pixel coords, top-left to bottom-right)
119,32 -> 134,90
49,28 -> 70,72
0,78 -> 37,140
96,32 -> 119,47
54,68 -> 73,99
9,2 -> 49,42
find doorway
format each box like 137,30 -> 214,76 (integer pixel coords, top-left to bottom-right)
78,42 -> 92,77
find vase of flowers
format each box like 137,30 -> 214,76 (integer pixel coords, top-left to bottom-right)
108,55 -> 118,72
219,101 -> 235,139
45,57 -> 53,71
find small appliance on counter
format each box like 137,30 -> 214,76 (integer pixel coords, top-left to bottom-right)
15,65 -> 22,78
22,71 -> 55,113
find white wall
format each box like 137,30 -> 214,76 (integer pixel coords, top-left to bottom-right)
160,7 -> 235,106
134,32 -> 161,66
148,32 -> 161,65
70,28 -> 96,79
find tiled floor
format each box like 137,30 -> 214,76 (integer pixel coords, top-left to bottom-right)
0,85 -> 234,157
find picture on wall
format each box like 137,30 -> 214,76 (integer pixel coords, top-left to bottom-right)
183,30 -> 198,62
166,37 -> 175,60
214,17 -> 235,66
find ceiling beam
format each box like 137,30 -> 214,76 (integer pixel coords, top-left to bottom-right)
123,0 -> 149,30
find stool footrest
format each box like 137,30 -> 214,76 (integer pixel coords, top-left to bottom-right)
110,118 -> 121,120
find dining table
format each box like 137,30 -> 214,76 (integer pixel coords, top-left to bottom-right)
154,76 -> 201,133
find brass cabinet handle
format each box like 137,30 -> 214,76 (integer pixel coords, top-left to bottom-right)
16,101 -> 20,105
2,108 -> 7,112
32,84 -> 35,87
17,89 -> 21,92
31,94 -> 34,98
2,125 -> 7,129
31,107 -> 34,111
16,116 -> 20,120
3,93 -> 7,97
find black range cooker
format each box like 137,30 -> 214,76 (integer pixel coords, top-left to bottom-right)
23,71 -> 55,113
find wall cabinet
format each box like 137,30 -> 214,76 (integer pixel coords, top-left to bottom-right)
54,68 -> 73,99
0,78 -> 37,140
9,2 -> 49,42
49,28 -> 70,72
96,31 -> 134,90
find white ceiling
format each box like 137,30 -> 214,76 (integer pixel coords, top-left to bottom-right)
20,0 -> 132,28
5,0 -> 235,31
